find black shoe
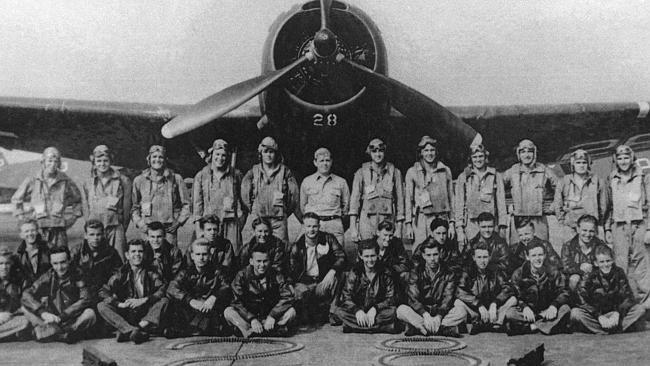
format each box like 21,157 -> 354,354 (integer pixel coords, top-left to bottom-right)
506,322 -> 531,336
130,329 -> 149,344
469,322 -> 483,335
274,325 -> 290,337
116,331 -> 130,343
342,325 -> 353,333
57,331 -> 79,344
329,313 -> 342,326
404,325 -> 420,336
163,327 -> 183,339
438,326 -> 462,338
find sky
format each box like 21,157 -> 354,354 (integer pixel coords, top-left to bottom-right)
0,0 -> 648,106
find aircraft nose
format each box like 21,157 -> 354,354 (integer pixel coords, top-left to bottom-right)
313,29 -> 337,57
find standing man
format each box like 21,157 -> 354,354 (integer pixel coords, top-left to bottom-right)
225,244 -> 296,338
605,145 -> 650,303
349,138 -> 404,242
289,212 -> 347,324
503,139 -> 558,244
0,246 -> 30,341
300,147 -> 350,246
132,145 -> 191,246
404,136 -> 455,250
241,136 -> 299,245
22,247 -> 96,343
553,149 -> 607,244
455,144 -> 507,248
81,145 -> 132,260
193,139 -> 246,254
14,220 -> 50,287
12,147 -> 82,248
97,240 -> 168,344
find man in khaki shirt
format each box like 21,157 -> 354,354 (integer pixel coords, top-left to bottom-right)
81,145 -> 132,260
300,147 -> 350,246
12,147 -> 82,248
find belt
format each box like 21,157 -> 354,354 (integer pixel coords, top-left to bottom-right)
319,215 -> 341,221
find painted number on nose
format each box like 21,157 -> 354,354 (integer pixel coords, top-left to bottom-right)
313,113 -> 338,127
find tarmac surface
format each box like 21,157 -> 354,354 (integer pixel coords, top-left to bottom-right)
2,214 -> 650,365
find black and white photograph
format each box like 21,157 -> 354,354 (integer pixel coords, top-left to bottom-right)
0,0 -> 649,365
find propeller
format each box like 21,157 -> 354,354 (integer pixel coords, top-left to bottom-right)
339,57 -> 482,147
161,54 -> 311,139
320,0 -> 333,29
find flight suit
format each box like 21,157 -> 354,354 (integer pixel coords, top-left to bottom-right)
553,173 -> 607,244
81,168 -> 132,260
350,162 -> 404,241
12,171 -> 82,248
193,165 -> 246,254
0,275 -> 29,341
455,166 -> 508,242
503,162 -> 558,244
405,161 -> 454,248
132,168 -> 191,246
300,172 -> 350,246
605,167 -> 650,302
241,163 -> 299,245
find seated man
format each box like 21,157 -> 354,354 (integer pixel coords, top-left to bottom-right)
289,212 -> 346,324
508,217 -> 561,276
224,243 -> 296,338
70,219 -> 122,292
97,240 -> 168,344
21,246 -> 96,343
505,240 -> 570,336
238,217 -> 288,275
167,239 -> 230,337
571,244 -> 646,334
374,220 -> 411,302
0,246 -> 30,341
396,240 -> 465,337
14,220 -> 51,287
144,221 -> 183,283
561,215 -> 605,293
334,240 -> 397,334
462,212 -> 510,274
454,243 -> 516,334
185,215 -> 234,279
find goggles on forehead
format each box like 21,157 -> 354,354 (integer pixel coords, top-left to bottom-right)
369,146 -> 386,152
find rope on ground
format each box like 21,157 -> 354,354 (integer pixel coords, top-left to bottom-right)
375,336 -> 467,354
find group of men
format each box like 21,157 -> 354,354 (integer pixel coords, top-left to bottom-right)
1,134 -> 649,344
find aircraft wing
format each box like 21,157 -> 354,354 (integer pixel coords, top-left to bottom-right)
389,101 -> 650,174
0,96 -> 262,179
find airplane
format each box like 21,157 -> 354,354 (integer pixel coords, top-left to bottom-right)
0,0 -> 649,192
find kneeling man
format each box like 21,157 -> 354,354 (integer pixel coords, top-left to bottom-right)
98,240 -> 168,344
22,247 -> 95,343
396,241 -> 464,337
505,240 -> 570,335
570,245 -> 646,334
224,244 -> 296,337
335,240 -> 397,334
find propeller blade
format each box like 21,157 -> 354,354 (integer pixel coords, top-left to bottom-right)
341,58 -> 482,147
162,55 -> 310,139
320,0 -> 333,30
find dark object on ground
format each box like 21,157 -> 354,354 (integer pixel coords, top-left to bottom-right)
83,346 -> 117,366
507,344 -> 545,366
